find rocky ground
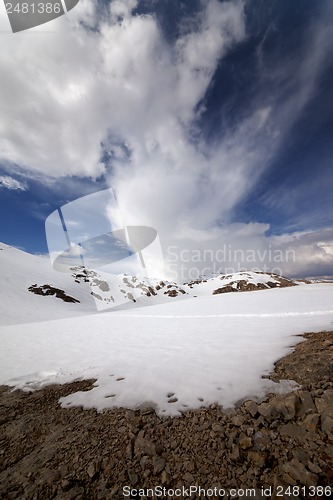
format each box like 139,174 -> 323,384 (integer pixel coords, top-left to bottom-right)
0,331 -> 332,500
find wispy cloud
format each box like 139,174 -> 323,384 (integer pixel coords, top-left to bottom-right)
0,175 -> 27,191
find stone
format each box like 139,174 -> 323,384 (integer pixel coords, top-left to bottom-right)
211,423 -> 224,433
307,461 -> 322,474
66,485 -> 85,498
247,451 -> 266,467
279,423 -> 308,441
127,469 -> 139,486
153,456 -> 166,474
161,470 -> 170,485
87,462 -> 98,480
40,468 -> 61,485
323,444 -> 333,458
61,479 -> 71,491
183,472 -> 194,483
229,444 -> 240,461
321,415 -> 333,435
315,390 -> 333,418
257,402 -> 278,418
244,400 -> 259,417
283,393 -> 301,419
134,436 -> 157,457
280,472 -> 297,486
110,486 -> 119,496
239,435 -> 252,450
253,430 -> 271,450
125,439 -> 134,460
231,414 -> 245,426
156,444 -> 164,455
141,407 -> 155,415
282,459 -> 318,487
184,461 -> 195,472
117,425 -> 127,434
199,421 -> 211,431
125,410 -> 136,420
259,394 -> 295,421
292,448 -> 309,465
140,456 -> 150,469
301,413 -> 320,432
297,391 -> 316,417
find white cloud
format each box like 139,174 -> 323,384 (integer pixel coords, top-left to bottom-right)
0,175 -> 27,191
270,228 -> 333,278
174,0 -> 245,122
110,0 -> 138,21
0,0 -> 246,182
0,0 -> 332,278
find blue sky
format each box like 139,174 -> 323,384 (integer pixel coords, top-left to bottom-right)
0,0 -> 332,277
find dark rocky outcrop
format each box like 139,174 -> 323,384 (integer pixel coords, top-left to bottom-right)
213,274 -> 295,295
28,284 -> 80,303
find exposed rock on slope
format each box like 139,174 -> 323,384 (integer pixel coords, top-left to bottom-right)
28,270 -> 296,307
28,284 -> 80,303
213,273 -> 295,295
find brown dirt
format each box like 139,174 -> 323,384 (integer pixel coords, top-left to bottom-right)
0,332 -> 332,500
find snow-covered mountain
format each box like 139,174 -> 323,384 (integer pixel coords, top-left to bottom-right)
72,267 -> 295,309
0,242 -> 295,325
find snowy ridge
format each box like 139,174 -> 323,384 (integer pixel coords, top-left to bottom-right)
64,268 -> 297,311
0,242 -> 297,324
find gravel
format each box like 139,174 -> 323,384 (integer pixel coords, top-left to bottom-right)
0,331 -> 332,499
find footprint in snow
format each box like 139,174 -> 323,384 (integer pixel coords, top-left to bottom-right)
168,397 -> 178,403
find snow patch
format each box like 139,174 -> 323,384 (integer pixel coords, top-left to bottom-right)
1,283 -> 332,416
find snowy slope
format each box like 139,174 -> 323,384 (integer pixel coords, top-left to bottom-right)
1,281 -> 332,416
0,243 -> 185,323
0,243 -> 297,325
0,243 -> 96,325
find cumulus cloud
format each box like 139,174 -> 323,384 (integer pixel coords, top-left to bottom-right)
271,228 -> 333,278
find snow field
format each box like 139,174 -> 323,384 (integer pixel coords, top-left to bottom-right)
1,284 -> 332,416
